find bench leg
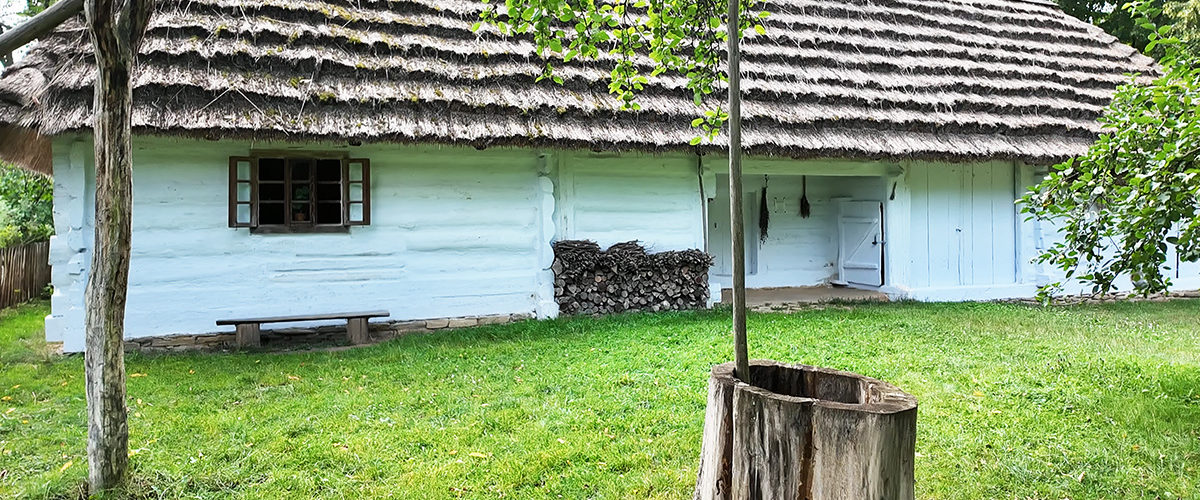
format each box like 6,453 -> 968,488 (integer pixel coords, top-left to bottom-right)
347,317 -> 369,345
236,323 -> 261,348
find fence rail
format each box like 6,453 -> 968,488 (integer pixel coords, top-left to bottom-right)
0,240 -> 50,309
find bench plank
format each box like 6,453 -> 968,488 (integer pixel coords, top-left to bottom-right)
216,310 -> 389,326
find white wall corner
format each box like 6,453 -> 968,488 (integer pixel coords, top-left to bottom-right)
47,137 -> 91,352
707,282 -> 723,308
534,167 -> 559,319
43,314 -> 63,342
551,152 -> 573,242
878,284 -> 913,301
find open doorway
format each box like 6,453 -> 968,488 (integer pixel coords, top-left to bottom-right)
707,174 -> 887,297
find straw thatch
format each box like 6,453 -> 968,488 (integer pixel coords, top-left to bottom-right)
0,0 -> 1155,172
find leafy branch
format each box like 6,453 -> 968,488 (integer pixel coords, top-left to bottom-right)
1023,1 -> 1200,298
474,0 -> 768,143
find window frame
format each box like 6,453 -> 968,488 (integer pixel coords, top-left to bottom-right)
228,152 -> 370,233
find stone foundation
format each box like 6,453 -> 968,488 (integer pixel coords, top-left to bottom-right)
123,313 -> 532,353
1002,289 -> 1200,306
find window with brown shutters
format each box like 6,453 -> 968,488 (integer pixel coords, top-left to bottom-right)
228,155 -> 371,233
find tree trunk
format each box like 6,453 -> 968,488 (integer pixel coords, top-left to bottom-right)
82,0 -> 153,492
726,0 -> 748,382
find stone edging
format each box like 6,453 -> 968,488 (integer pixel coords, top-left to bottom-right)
1000,289 -> 1200,305
123,313 -> 533,353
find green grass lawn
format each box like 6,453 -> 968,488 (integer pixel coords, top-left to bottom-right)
0,300 -> 1197,499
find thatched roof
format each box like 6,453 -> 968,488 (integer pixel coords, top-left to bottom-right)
0,0 -> 1155,173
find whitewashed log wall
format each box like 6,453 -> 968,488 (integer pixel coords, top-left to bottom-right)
1021,165 -> 1200,295
898,161 -> 1031,300
46,136 -> 1200,351
553,154 -> 704,252
48,136 -> 554,352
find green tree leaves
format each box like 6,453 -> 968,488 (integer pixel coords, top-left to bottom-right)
0,165 -> 52,248
1024,3 -> 1200,297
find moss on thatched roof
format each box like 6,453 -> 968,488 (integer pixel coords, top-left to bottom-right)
0,0 -> 1155,172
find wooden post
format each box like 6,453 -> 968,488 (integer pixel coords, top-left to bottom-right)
235,323 -> 261,348
347,317 -> 369,344
726,0 -> 749,382
0,0 -> 83,57
81,0 -> 152,492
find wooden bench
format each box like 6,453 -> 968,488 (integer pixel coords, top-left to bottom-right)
216,310 -> 390,347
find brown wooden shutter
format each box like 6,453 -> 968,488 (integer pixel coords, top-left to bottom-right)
229,156 -> 257,228
344,158 -> 370,226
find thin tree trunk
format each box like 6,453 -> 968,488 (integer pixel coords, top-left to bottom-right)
82,0 -> 153,492
726,0 -> 748,382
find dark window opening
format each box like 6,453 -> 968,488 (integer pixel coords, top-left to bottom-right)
228,155 -> 370,232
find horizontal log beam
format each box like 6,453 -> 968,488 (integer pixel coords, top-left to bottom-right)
0,0 -> 83,59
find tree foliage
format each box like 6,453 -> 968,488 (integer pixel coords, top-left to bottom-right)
0,165 -> 52,248
475,0 -> 767,140
1024,2 -> 1199,297
18,0 -> 57,17
1058,0 -> 1200,52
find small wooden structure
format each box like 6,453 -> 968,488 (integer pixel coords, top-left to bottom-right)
695,360 -> 917,500
0,240 -> 50,309
216,310 -> 389,347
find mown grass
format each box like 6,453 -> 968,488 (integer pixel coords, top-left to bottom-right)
0,299 -> 1197,499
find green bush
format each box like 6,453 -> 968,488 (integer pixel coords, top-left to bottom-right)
0,164 -> 52,248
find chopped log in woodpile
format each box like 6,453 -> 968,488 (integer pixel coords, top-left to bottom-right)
552,240 -> 713,316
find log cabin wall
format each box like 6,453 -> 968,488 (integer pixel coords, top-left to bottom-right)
552,153 -> 705,253
44,137 -> 1200,352
47,135 -> 560,352
899,160 -> 1031,300
1015,165 -> 1200,296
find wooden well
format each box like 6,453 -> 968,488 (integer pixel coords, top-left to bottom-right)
694,360 -> 917,500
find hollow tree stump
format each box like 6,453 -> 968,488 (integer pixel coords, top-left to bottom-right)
694,360 -> 918,500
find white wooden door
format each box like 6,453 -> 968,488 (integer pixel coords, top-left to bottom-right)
838,201 -> 884,286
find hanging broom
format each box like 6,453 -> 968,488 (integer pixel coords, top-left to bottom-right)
800,175 -> 811,219
759,176 -> 769,243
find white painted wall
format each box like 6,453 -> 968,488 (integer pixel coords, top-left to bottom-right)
1024,164 -> 1200,294
48,136 -> 554,352
45,138 -> 93,346
553,153 -> 704,252
53,135 -> 1198,351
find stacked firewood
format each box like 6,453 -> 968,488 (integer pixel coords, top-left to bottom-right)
552,240 -> 713,315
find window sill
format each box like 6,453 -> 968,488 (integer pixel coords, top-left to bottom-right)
249,225 -> 353,235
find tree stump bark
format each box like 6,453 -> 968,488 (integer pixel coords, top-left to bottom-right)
694,360 -> 917,500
